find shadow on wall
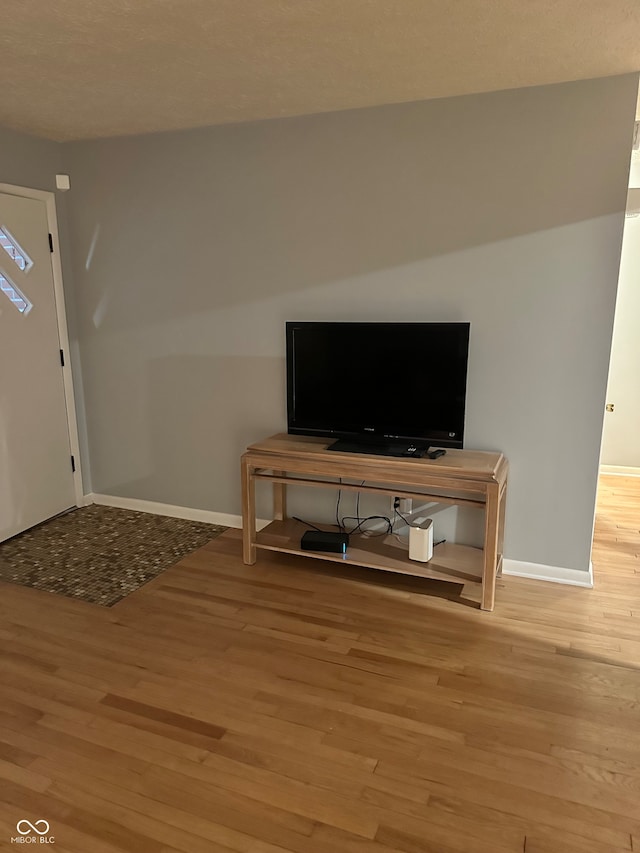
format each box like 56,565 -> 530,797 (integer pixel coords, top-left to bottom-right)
94,350 -> 489,531
97,354 -> 283,516
66,76 -> 634,334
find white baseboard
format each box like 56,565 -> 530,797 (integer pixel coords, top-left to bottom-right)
84,493 -> 594,587
599,464 -> 640,477
85,493 -> 271,530
502,558 -> 593,588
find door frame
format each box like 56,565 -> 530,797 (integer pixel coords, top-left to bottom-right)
0,182 -> 84,508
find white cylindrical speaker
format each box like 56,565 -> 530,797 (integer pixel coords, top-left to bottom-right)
408,517 -> 434,562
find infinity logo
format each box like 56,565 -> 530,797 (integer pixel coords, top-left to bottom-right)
16,820 -> 50,836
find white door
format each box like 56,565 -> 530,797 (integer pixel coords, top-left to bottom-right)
600,212 -> 640,467
0,191 -> 76,542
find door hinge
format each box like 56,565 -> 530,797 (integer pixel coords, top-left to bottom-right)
71,455 -> 76,473
48,233 -> 54,253
59,349 -> 65,367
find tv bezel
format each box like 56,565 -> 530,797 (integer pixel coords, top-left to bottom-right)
286,321 -> 470,450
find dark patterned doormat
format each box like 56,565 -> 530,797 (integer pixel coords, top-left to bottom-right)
0,505 -> 226,606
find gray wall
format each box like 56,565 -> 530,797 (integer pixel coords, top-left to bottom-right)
63,74 -> 638,572
0,125 -> 90,488
0,124 -> 62,193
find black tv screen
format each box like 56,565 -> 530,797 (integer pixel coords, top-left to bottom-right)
286,322 -> 470,450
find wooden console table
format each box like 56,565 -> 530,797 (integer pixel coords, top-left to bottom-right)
241,434 -> 508,611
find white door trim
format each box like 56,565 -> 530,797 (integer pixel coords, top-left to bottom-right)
0,182 -> 84,507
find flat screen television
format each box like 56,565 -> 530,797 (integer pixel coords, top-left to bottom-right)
286,321 -> 470,457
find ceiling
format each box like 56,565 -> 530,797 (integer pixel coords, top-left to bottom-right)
2,0 -> 640,142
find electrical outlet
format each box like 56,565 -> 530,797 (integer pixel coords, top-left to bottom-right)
391,496 -> 400,514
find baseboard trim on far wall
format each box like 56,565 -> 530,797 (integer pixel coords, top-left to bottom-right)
85,493 -> 594,586
502,559 -> 594,588
599,464 -> 640,477
85,493 -> 271,531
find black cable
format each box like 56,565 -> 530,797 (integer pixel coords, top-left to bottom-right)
292,516 -> 324,532
395,508 -> 413,527
340,515 -> 393,536
395,510 -> 443,547
395,509 -> 439,534
336,479 -> 343,532
354,480 -> 365,529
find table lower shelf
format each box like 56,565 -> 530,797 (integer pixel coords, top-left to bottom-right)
255,519 -> 483,586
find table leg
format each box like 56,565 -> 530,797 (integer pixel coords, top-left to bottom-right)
496,479 -> 507,578
273,471 -> 287,521
241,454 -> 256,565
482,483 -> 500,611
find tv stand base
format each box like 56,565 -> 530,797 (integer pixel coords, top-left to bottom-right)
241,433 -> 508,611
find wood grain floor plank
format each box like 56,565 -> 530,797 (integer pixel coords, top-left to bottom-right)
47,776 -> 299,853
372,756 -> 640,844
46,780 -> 238,853
99,693 -> 227,740
0,474 -> 638,850
524,825 -> 633,853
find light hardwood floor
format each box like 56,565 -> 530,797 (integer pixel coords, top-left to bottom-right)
0,476 -> 639,853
